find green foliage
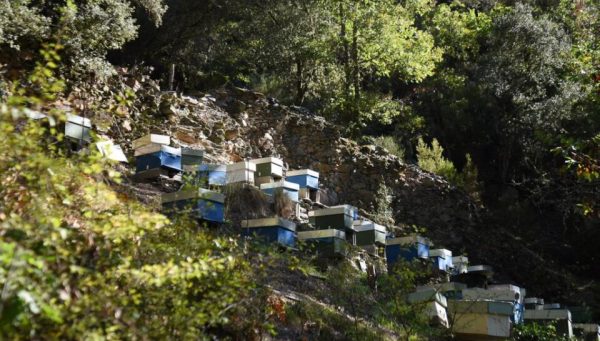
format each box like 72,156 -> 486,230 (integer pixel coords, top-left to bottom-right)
0,47 -> 260,340
0,0 -> 166,80
372,180 -> 396,226
511,322 -> 570,341
417,137 -> 459,183
373,136 -> 405,160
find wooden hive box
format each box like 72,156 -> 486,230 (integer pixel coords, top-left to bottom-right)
309,205 -> 356,231
297,229 -> 347,257
161,188 -> 225,223
385,235 -> 431,265
226,161 -> 256,184
448,300 -> 515,340
452,255 -> 469,275
351,220 -> 386,246
181,147 -> 204,172
260,180 -> 300,202
135,144 -> 181,173
241,217 -> 296,248
429,249 -> 454,273
132,133 -> 170,150
251,157 -> 284,179
286,169 -> 319,190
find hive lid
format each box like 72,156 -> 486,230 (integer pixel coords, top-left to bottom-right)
386,234 -> 432,246
467,265 -> 494,274
573,323 -> 600,333
298,229 -> 345,240
260,180 -> 300,191
161,189 -> 225,204
67,114 -> 92,127
181,147 -> 204,157
250,157 -> 284,167
309,205 -> 355,217
417,282 -> 467,293
286,169 -> 319,178
429,249 -> 452,258
227,161 -> 257,172
133,134 -> 170,149
241,217 -> 296,231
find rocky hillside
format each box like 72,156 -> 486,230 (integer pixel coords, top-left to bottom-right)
85,70 -> 595,317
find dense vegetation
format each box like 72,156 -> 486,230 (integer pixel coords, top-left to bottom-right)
0,0 -> 599,339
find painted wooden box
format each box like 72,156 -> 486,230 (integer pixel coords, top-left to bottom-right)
297,229 -> 347,257
241,217 -> 296,248
286,169 -> 319,190
452,255 -> 469,275
351,220 -> 386,246
524,309 -> 573,338
65,114 -> 92,142
260,180 -> 300,202
429,249 -> 453,273
573,323 -> 600,341
524,298 -> 544,311
251,157 -> 284,179
226,161 -> 256,184
386,235 -> 431,265
408,289 -> 449,328
309,205 -> 356,231
96,141 -> 128,163
132,133 -> 170,149
198,164 -> 227,186
452,312 -> 512,340
181,147 -> 204,171
135,145 -> 181,172
161,189 -> 225,223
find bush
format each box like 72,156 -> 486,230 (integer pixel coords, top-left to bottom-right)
416,137 -> 459,182
373,135 -> 405,160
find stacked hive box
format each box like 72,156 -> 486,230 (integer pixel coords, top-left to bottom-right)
350,220 -> 386,255
286,169 -> 319,202
297,229 -> 347,257
241,217 -> 296,248
161,188 -> 225,223
251,157 -> 284,185
134,134 -> 181,179
429,249 -> 454,273
408,288 -> 450,327
386,235 -> 431,266
226,161 -> 256,184
181,147 -> 204,172
448,300 -> 515,340
462,285 -> 525,324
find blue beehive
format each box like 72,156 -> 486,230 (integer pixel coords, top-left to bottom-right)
161,189 -> 225,223
241,217 -> 297,248
198,164 -> 227,186
260,181 -> 300,202
386,235 -> 431,265
135,145 -> 181,172
286,169 -> 319,190
429,249 -> 454,273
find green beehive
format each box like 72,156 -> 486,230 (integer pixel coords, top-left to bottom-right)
251,157 -> 284,178
181,147 -> 204,171
352,220 -> 386,246
309,205 -> 356,231
298,229 -> 347,257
